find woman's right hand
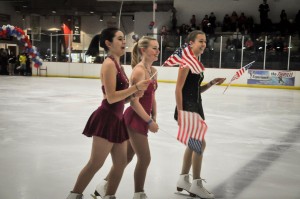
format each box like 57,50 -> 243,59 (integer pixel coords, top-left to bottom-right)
177,108 -> 183,126
149,121 -> 159,133
135,79 -> 150,91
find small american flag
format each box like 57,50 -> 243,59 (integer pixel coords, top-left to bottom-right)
163,43 -> 205,74
177,110 -> 208,154
223,61 -> 255,94
231,61 -> 255,82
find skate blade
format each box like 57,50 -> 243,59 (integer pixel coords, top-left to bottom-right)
174,192 -> 197,198
90,194 -> 98,199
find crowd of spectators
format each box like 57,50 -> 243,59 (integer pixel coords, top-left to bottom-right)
160,0 -> 300,42
159,0 -> 300,59
0,48 -> 32,76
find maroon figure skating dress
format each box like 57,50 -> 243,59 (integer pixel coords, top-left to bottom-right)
82,56 -> 129,143
124,79 -> 157,136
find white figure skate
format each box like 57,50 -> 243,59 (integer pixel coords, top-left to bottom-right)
66,192 -> 83,199
133,192 -> 148,199
176,174 -> 192,193
93,179 -> 108,198
189,179 -> 214,199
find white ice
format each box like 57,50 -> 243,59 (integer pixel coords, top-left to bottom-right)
0,76 -> 299,199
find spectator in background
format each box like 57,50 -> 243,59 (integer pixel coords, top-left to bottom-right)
246,16 -> 254,33
201,15 -> 209,33
238,12 -> 247,32
190,15 -> 197,28
245,37 -> 254,51
208,12 -> 216,31
279,11 -> 290,35
222,14 -> 231,32
230,11 -> 239,31
280,10 -> 287,22
0,48 -> 9,75
8,51 -> 16,76
259,0 -> 270,29
25,53 -> 31,76
232,28 -> 242,49
206,23 -> 216,51
17,52 -> 27,76
273,36 -> 284,53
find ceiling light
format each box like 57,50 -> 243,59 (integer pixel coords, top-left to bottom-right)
112,12 -> 116,18
99,15 -> 103,21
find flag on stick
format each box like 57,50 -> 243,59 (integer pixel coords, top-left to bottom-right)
163,43 -> 205,74
177,110 -> 208,154
223,61 -> 255,94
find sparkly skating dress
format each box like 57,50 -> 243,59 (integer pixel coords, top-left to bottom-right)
82,56 -> 129,143
124,79 -> 157,136
174,71 -> 205,120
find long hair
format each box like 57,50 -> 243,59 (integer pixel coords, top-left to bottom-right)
85,34 -> 100,56
85,27 -> 120,56
131,36 -> 157,68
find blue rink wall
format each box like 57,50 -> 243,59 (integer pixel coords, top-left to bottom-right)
32,62 -> 300,90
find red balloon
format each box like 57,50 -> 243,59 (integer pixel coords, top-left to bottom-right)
34,63 -> 39,68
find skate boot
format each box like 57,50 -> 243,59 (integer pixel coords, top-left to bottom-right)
94,179 -> 108,197
189,179 -> 214,199
133,192 -> 148,199
103,195 -> 116,199
66,192 -> 83,199
176,174 -> 192,193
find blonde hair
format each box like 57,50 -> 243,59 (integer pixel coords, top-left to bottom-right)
131,36 -> 157,68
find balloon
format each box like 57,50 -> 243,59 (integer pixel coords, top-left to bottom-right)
148,21 -> 155,30
0,24 -> 43,67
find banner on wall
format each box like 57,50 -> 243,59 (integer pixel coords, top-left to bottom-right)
61,16 -> 72,52
247,70 -> 295,86
72,16 -> 81,43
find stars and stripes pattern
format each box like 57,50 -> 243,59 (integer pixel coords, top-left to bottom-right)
177,110 -> 208,154
231,61 -> 255,82
163,43 -> 205,74
223,61 -> 255,94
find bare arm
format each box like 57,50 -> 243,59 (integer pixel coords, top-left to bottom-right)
151,68 -> 158,121
175,67 -> 189,111
130,66 -> 152,122
200,77 -> 226,93
102,59 -> 149,104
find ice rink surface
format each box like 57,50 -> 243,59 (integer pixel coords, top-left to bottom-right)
0,76 -> 299,199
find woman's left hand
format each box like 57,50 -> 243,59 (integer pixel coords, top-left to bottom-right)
211,78 -> 226,85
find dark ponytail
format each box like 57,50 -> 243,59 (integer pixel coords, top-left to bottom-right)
85,27 -> 120,56
85,34 -> 100,56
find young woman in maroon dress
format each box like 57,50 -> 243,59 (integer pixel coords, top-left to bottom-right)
94,36 -> 159,199
66,28 -> 150,199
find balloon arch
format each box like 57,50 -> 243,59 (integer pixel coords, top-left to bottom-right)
0,24 -> 43,68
